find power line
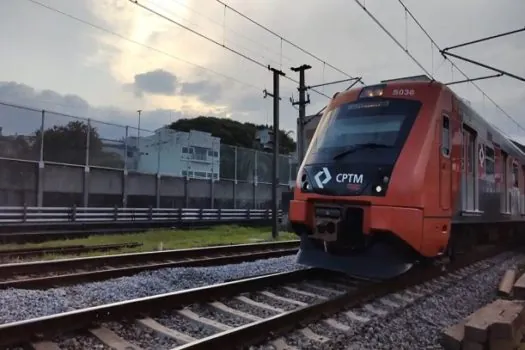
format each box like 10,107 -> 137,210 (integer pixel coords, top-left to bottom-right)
215,0 -> 365,85
151,0 -> 287,69
129,0 -> 333,99
353,0 -> 434,78
23,0 -> 261,92
353,0 -> 524,135
396,0 -> 525,134
165,0 -> 295,65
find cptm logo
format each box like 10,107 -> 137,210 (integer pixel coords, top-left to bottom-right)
314,167 -> 332,189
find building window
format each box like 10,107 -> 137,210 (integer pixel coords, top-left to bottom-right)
194,171 -> 206,178
193,147 -> 208,161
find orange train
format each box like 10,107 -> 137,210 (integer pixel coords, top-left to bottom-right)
289,75 -> 525,279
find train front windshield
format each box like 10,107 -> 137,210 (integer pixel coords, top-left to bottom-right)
304,99 -> 422,165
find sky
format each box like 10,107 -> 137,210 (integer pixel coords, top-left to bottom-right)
0,0 -> 524,144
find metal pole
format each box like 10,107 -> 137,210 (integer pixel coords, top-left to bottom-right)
137,109 -> 142,151
291,64 -> 311,166
266,66 -> 285,239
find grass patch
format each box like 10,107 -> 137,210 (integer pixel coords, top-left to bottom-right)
1,225 -> 298,261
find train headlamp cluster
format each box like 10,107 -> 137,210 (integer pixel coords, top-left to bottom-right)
298,170 -> 313,193
359,86 -> 384,99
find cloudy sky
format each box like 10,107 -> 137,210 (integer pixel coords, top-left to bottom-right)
0,0 -> 524,143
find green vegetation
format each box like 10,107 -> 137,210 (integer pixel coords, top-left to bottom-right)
0,120 -> 123,167
1,225 -> 297,261
168,116 -> 296,154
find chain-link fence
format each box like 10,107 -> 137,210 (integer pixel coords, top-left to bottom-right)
0,101 -> 295,208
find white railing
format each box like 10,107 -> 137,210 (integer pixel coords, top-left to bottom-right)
0,206 -> 283,224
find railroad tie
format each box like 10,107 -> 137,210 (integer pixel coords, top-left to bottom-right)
363,304 -> 388,316
29,341 -> 61,350
259,291 -> 309,307
282,286 -> 328,299
299,327 -> 330,343
177,308 -> 232,331
271,337 -> 299,350
391,293 -> 414,303
89,326 -> 143,350
301,282 -> 344,295
379,297 -> 400,308
208,301 -> 262,322
234,295 -> 285,313
136,317 -> 197,344
323,318 -> 352,332
344,310 -> 370,323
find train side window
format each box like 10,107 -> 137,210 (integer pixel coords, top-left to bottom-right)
441,115 -> 450,156
513,162 -> 519,187
485,146 -> 495,175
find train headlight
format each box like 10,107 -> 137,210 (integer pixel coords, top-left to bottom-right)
375,185 -> 382,193
359,85 -> 385,99
297,168 -> 313,193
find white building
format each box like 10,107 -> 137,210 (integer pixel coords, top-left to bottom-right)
255,128 -> 273,151
136,128 -> 220,180
100,128 -> 221,180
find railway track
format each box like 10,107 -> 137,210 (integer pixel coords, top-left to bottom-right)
0,242 -> 143,262
0,244 -> 506,350
0,240 -> 300,289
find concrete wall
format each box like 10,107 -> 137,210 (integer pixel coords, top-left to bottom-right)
0,159 -> 288,209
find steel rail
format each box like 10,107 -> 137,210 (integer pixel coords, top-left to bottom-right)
0,242 -> 143,259
0,240 -> 300,289
0,244 -> 507,348
0,268 -> 329,347
175,245 -> 507,349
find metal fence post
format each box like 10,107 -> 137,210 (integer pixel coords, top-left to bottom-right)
71,204 -> 77,222
22,204 -> 27,223
233,146 -> 238,209
148,206 -> 153,221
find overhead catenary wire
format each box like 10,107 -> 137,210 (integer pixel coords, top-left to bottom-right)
396,0 -> 525,135
23,0 -> 261,92
129,0 -> 333,99
165,0 -> 296,66
353,0 -> 524,136
215,0 -> 365,85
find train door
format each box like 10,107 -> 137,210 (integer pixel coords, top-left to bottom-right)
522,165 -> 525,215
501,151 -> 509,213
462,125 -> 477,211
509,161 -> 520,215
440,115 -> 451,210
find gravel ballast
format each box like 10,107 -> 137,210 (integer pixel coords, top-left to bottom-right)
263,251 -> 525,350
0,255 -> 304,325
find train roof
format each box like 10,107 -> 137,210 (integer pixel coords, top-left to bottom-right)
308,75 -> 525,162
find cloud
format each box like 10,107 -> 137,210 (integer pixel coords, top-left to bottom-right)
180,80 -> 222,103
0,81 -> 183,140
130,69 -> 177,97
1,0 -> 523,142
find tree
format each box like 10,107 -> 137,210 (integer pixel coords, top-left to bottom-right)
168,116 -> 296,154
169,116 -> 296,182
33,121 -> 124,168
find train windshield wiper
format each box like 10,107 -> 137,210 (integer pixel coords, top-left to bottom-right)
332,142 -> 392,160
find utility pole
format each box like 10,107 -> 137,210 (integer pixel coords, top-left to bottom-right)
291,65 -> 311,166
264,65 -> 285,239
137,109 -> 142,151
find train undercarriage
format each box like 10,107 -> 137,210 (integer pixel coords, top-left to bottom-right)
292,206 -> 524,280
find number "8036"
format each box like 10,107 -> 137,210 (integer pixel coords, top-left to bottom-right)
392,89 -> 415,96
